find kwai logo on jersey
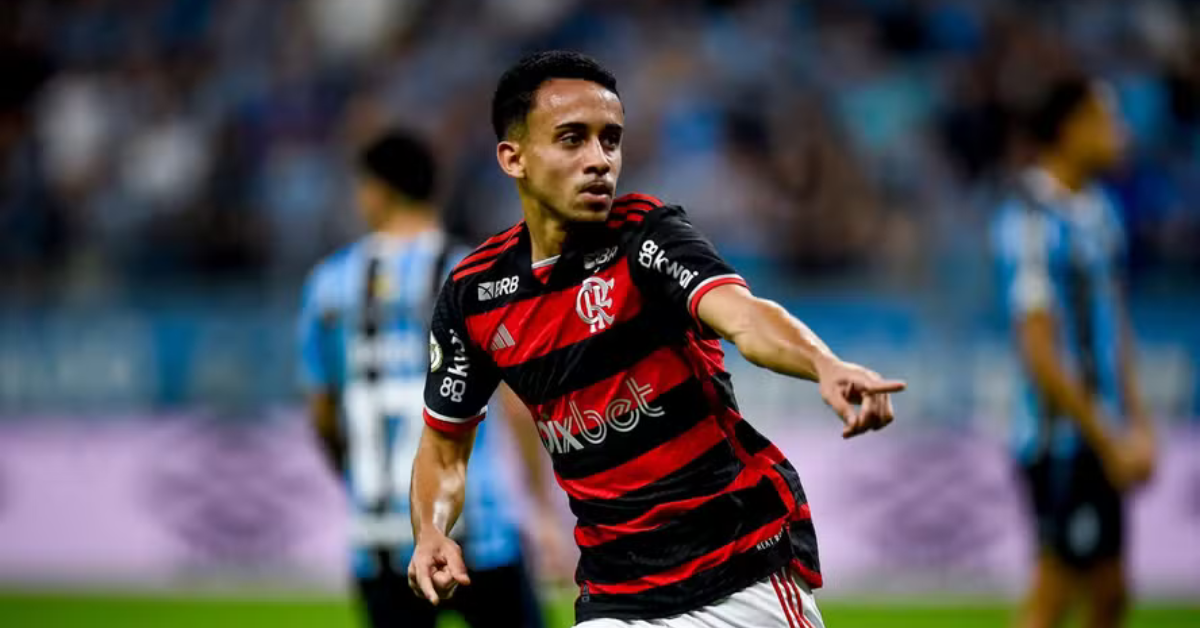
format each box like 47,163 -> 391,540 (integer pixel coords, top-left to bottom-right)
478,276 -> 520,301
537,377 -> 665,454
638,239 -> 697,289
576,276 -> 615,333
583,245 -> 619,271
438,329 -> 470,402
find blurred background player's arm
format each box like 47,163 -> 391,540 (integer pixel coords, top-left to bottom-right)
1117,286 -> 1157,479
1117,292 -> 1153,438
697,283 -> 905,438
1013,295 -> 1153,490
496,385 -> 572,581
1016,311 -> 1117,454
298,268 -> 347,476
308,389 -> 346,475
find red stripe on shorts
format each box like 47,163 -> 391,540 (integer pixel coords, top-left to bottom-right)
784,571 -> 814,628
770,573 -> 798,628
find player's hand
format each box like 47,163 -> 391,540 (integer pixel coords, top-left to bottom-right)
1102,425 -> 1156,492
407,531 -> 471,605
816,359 -> 906,439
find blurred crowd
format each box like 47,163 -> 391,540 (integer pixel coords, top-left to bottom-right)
1,0 -> 1198,300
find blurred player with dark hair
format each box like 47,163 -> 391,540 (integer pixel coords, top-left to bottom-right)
992,78 -> 1156,628
298,129 -> 561,628
407,51 -> 905,627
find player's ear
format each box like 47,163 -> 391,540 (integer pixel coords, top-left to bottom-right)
496,139 -> 525,180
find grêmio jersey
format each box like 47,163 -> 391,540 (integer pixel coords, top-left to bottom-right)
298,230 -> 523,577
422,194 -> 821,621
991,168 -> 1130,463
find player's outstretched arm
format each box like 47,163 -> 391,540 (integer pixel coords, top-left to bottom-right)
408,425 -> 476,605
696,283 -> 906,438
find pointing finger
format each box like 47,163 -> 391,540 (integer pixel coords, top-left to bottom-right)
862,379 -> 906,395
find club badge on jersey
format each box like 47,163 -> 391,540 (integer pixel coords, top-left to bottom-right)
576,276 -> 616,333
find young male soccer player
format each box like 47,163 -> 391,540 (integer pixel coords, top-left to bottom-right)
992,77 -> 1156,628
408,52 -> 905,627
299,130 -> 554,628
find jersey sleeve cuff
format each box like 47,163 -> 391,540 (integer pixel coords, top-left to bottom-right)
423,406 -> 487,435
687,274 -> 748,322
1009,266 -> 1053,315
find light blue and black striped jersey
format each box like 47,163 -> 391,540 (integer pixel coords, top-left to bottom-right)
298,229 -> 523,577
991,169 -> 1129,463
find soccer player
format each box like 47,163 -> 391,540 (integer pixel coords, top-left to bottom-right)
299,130 -> 554,628
992,77 -> 1156,628
408,51 -> 905,627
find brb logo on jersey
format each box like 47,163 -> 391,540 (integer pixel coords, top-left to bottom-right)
576,276 -> 615,333
537,377 -> 665,454
478,276 -> 519,301
583,245 -> 619,271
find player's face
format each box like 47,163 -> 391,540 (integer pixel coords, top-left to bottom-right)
1066,85 -> 1127,172
506,79 -> 624,223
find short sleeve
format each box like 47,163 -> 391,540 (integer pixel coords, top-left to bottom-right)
297,264 -> 337,391
993,206 -> 1055,317
629,205 -> 747,325
423,278 -> 501,435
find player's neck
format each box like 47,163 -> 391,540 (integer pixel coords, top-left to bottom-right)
374,206 -> 438,239
523,199 -> 570,264
1038,152 -> 1089,194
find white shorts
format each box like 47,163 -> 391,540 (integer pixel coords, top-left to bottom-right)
576,565 -> 825,628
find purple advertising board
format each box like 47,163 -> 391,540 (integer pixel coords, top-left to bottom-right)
0,415 -> 1196,599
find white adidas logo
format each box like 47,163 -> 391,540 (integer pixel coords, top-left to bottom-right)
489,323 -> 516,351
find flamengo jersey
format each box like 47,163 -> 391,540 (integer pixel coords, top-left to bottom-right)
423,194 -> 821,621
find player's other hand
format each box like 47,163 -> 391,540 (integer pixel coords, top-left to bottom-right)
408,530 -> 471,605
816,359 -> 906,439
1102,424 -> 1156,492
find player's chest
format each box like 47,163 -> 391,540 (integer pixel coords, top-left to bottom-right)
462,254 -> 645,367
1047,221 -> 1118,290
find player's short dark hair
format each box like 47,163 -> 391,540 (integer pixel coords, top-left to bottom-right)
1028,77 -> 1093,146
357,130 -> 436,203
491,50 -> 619,140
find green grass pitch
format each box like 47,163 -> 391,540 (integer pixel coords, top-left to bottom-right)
0,591 -> 1194,627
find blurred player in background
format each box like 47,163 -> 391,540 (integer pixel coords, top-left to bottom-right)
992,77 -> 1156,628
407,51 -> 905,628
298,129 -> 562,628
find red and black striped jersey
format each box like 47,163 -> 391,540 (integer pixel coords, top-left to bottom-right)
422,193 -> 821,622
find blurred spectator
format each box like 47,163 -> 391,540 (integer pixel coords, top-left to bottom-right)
0,0 -> 1195,292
